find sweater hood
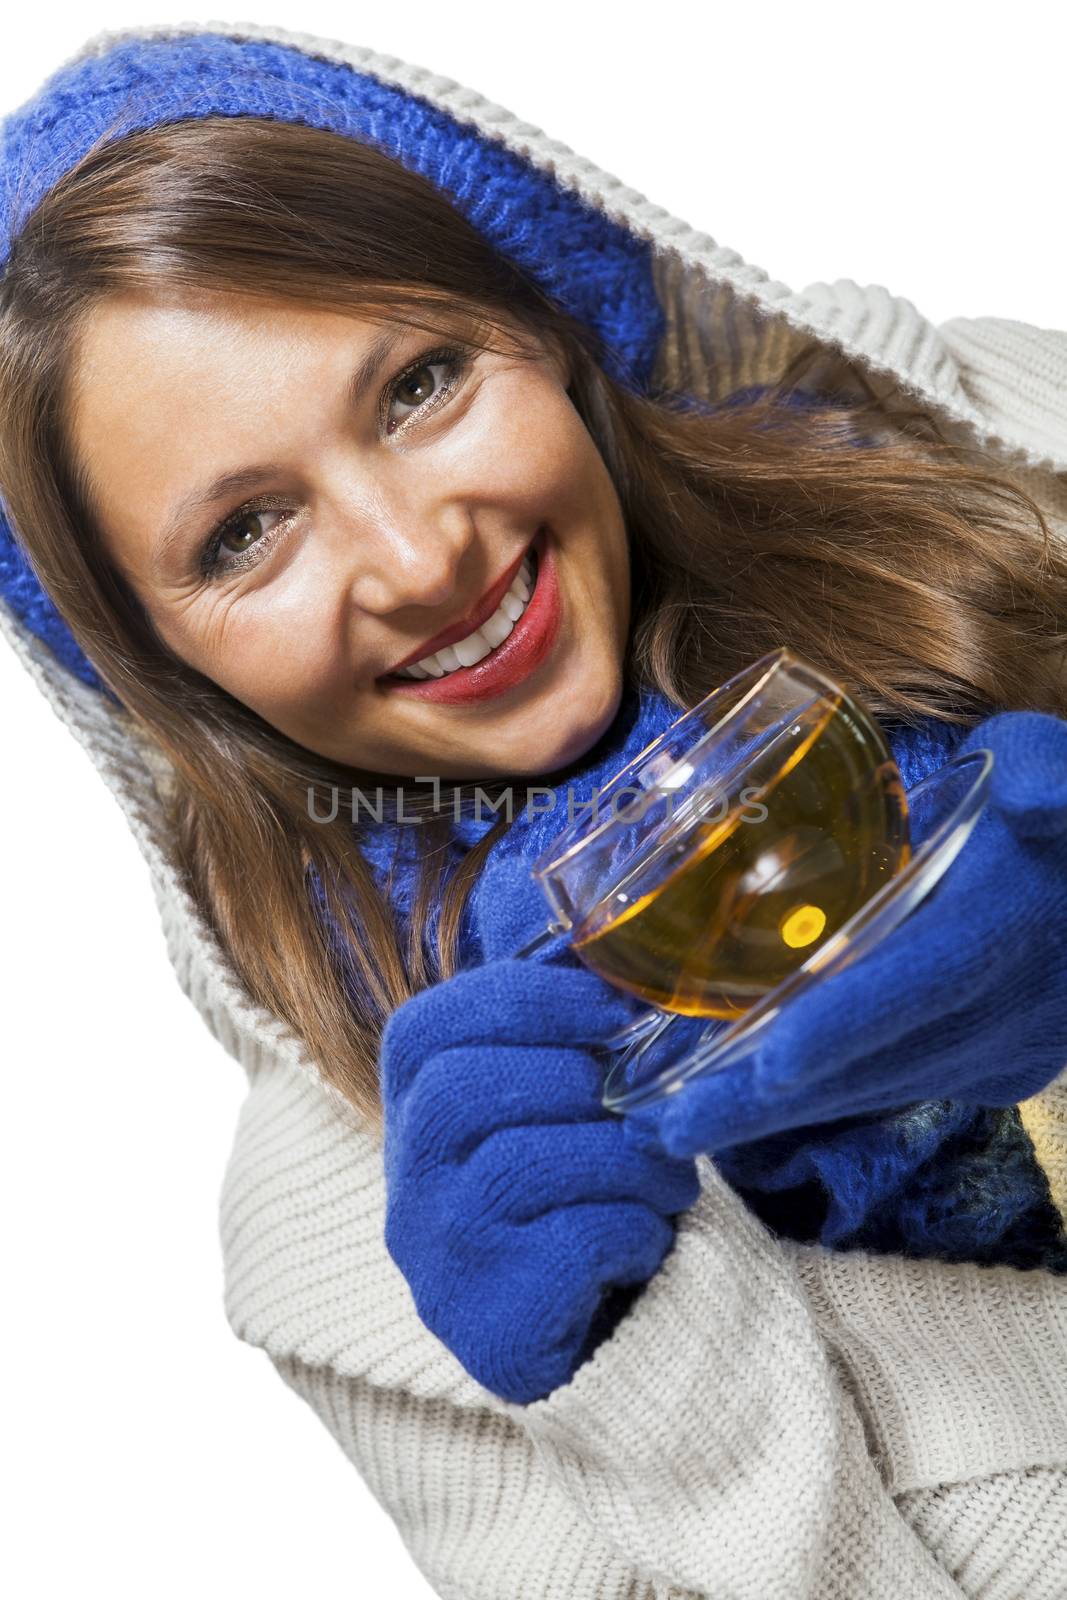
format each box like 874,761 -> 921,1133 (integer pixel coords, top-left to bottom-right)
1,19 -> 1065,1100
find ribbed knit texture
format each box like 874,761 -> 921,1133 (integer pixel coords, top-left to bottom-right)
2,23 -> 1067,1596
222,1046 -> 1067,1597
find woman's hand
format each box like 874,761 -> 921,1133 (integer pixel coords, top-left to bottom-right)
379,947 -> 700,1405
627,709 -> 1067,1160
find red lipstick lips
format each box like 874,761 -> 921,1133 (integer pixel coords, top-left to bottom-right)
382,539 -> 535,677
379,524 -> 560,705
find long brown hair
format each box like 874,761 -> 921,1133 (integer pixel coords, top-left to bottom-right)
1,116 -> 1064,1133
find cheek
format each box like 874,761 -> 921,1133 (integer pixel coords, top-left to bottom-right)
154,576 -> 348,720
445,382 -> 598,515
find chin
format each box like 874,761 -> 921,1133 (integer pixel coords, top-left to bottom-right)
507,672 -> 624,778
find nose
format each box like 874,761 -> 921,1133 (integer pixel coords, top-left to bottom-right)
341,493 -> 475,617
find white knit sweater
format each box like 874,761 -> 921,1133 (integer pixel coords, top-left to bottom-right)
2,24 -> 1066,1598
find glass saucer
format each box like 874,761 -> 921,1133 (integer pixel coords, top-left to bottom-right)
600,746 -> 993,1114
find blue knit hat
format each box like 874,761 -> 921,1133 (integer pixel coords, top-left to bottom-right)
0,24 -> 666,694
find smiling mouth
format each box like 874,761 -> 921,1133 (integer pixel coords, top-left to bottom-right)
375,531 -> 543,681
376,523 -> 560,704
384,545 -> 539,682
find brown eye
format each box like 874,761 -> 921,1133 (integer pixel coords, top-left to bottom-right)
220,510 -> 269,555
201,505 -> 290,579
385,351 -> 467,434
394,364 -> 437,408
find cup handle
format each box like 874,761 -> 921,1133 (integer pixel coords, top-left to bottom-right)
514,918 -> 569,959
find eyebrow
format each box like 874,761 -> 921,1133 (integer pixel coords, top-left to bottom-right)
152,324 -> 409,574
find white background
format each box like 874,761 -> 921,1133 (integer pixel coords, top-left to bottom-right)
1,5 -> 1062,1597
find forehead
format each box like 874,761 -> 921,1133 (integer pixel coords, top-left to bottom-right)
65,293 -> 390,567
69,291 -> 382,437
65,290 -> 521,471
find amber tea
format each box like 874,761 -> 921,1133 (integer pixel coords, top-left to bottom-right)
571,692 -> 910,1017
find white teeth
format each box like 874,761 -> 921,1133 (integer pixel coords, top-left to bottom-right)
392,547 -> 539,681
480,608 -> 515,648
453,629 -> 493,668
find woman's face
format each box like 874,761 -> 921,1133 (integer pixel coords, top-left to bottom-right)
68,291 -> 631,779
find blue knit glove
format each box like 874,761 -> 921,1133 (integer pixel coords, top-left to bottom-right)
379,857 -> 701,1404
626,710 -> 1067,1159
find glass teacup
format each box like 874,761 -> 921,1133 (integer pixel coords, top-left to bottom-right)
517,648 -> 993,1113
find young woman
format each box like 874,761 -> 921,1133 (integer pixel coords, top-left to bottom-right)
2,23 -> 1066,1597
